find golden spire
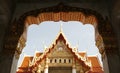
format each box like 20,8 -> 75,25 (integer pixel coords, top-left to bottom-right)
60,22 -> 63,33
43,41 -> 47,51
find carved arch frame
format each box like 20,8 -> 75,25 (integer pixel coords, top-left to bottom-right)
16,4 -> 106,59
3,3 -> 117,70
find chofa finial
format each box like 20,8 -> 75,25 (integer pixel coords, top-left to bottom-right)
60,21 -> 63,32
42,41 -> 47,51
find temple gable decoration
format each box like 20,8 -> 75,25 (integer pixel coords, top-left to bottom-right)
17,26 -> 103,73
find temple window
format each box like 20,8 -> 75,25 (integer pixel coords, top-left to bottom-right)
59,59 -> 61,63
55,59 -> 57,63
50,59 -> 52,63
64,59 -> 66,63
69,59 -> 71,63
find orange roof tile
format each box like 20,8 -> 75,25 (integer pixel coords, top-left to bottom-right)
35,52 -> 42,57
88,56 -> 103,73
17,56 -> 33,73
17,32 -> 104,73
21,56 -> 33,67
79,52 -> 86,58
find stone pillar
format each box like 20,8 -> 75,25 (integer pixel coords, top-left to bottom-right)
44,67 -> 48,73
102,51 -> 120,73
102,52 -> 109,73
44,58 -> 49,73
72,65 -> 76,73
72,58 -> 76,73
0,53 -> 14,73
10,55 -> 18,73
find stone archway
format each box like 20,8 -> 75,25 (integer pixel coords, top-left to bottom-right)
2,3 -> 119,73
16,3 -> 104,58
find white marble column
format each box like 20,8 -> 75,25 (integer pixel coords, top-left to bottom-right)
72,58 -> 76,73
72,67 -> 76,73
44,58 -> 49,73
44,67 -> 48,73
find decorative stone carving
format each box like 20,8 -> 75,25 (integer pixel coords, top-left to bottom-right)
17,3 -> 104,27
96,34 -> 105,59
15,36 -> 26,59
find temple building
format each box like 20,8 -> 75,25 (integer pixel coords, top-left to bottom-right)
16,29 -> 104,73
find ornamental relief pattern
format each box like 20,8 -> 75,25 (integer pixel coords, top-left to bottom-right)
96,35 -> 104,54
3,3 -> 118,61
48,41 -> 73,58
17,3 -> 104,26
25,12 -> 97,26
15,36 -> 26,59
14,3 -> 104,58
96,34 -> 105,59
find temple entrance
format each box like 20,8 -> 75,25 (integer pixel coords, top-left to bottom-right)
6,3 -> 119,73
49,67 -> 72,73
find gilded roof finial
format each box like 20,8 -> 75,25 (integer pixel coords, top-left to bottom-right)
43,41 -> 47,51
74,41 -> 79,52
60,22 -> 63,33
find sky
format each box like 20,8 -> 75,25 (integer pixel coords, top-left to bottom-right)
17,21 -> 102,67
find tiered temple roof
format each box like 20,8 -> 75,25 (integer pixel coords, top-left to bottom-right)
17,28 -> 103,73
